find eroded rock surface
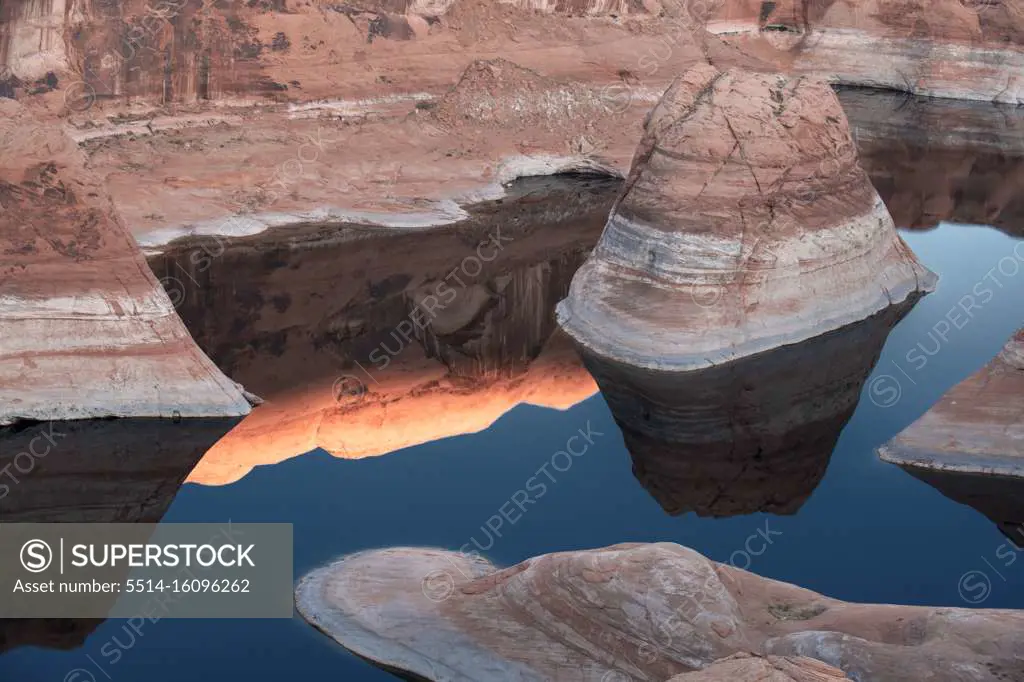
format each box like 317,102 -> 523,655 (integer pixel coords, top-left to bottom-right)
0,99 -> 251,423
557,65 -> 936,371
583,302 -> 916,517
296,543 -> 1024,681
880,329 -> 1024,476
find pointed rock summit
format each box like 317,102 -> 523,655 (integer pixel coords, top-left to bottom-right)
557,64 -> 937,371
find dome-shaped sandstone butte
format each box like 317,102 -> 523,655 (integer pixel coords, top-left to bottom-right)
557,64 -> 937,371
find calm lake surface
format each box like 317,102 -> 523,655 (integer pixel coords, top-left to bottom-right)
2,93 -> 1023,681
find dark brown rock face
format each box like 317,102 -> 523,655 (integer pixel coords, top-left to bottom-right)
879,328 -> 1024,476
295,543 -> 1024,681
558,64 -> 935,372
582,301 -> 917,517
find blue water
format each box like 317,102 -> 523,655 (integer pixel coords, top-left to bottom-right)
2,224 -> 1022,681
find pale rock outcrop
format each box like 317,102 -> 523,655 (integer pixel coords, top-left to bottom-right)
295,542 -> 1024,681
0,99 -> 251,423
557,65 -> 936,371
667,652 -> 849,681
583,302 -> 916,517
879,329 -> 1024,476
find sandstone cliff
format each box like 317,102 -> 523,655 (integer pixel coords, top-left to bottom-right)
583,302 -> 915,517
557,65 -> 936,371
295,543 -> 1024,681
713,0 -> 1024,103
879,328 -> 1024,476
0,99 -> 251,423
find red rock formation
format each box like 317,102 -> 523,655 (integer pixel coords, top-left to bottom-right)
712,0 -> 1024,102
0,98 -> 251,423
880,328 -> 1024,476
295,543 -> 1024,681
557,64 -> 936,371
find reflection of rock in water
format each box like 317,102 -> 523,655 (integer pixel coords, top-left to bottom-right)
411,252 -> 589,378
840,88 -> 1024,235
580,302 -> 918,518
147,174 -> 617,396
0,417 -> 239,652
0,418 -> 239,522
892,467 -> 1024,550
158,175 -> 614,484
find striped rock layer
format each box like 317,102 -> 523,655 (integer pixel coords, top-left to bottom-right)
557,64 -> 937,371
709,0 -> 1024,104
0,99 -> 251,424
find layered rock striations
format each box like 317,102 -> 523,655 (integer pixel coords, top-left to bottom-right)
712,0 -> 1024,103
557,65 -> 936,371
295,543 -> 1024,681
0,99 -> 251,423
584,302 -> 915,517
879,328 -> 1024,476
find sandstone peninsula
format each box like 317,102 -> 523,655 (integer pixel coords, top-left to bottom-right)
296,543 -> 1024,681
583,302 -> 916,517
557,65 -> 936,371
880,329 -> 1024,476
0,99 -> 251,424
